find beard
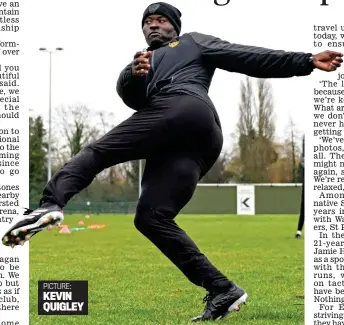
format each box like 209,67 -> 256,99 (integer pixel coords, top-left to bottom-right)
147,30 -> 176,49
149,39 -> 164,49
148,34 -> 165,49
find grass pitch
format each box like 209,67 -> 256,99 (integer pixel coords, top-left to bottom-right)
29,214 -> 304,325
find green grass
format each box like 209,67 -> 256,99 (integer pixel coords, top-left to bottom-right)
29,214 -> 304,325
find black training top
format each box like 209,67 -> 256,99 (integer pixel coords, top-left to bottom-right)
116,32 -> 314,113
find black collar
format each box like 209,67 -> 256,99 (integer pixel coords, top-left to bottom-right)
147,36 -> 179,51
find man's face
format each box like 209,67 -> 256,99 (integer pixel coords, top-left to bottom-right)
142,15 -> 177,48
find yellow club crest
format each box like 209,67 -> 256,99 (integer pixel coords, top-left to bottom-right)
169,41 -> 179,48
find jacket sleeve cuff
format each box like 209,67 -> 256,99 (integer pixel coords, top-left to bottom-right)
295,53 -> 315,76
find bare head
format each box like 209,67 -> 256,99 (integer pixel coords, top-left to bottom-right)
141,2 -> 182,49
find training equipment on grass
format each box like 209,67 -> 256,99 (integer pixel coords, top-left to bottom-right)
69,227 -> 88,231
87,224 -> 105,229
56,215 -> 106,234
59,227 -> 71,234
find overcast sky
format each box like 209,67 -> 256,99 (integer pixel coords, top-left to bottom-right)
23,0 -> 337,152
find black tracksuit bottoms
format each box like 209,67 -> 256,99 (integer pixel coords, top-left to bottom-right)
297,177 -> 305,232
40,94 -> 232,293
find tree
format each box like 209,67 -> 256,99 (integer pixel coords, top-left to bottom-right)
256,79 -> 275,140
56,104 -> 99,158
122,160 -> 145,187
200,151 -> 233,183
237,77 -> 256,182
29,116 -> 47,202
234,77 -> 277,182
269,118 -> 301,183
98,111 -> 120,185
285,118 -> 298,182
53,108 -> 139,203
251,79 -> 277,181
266,142 -> 295,183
